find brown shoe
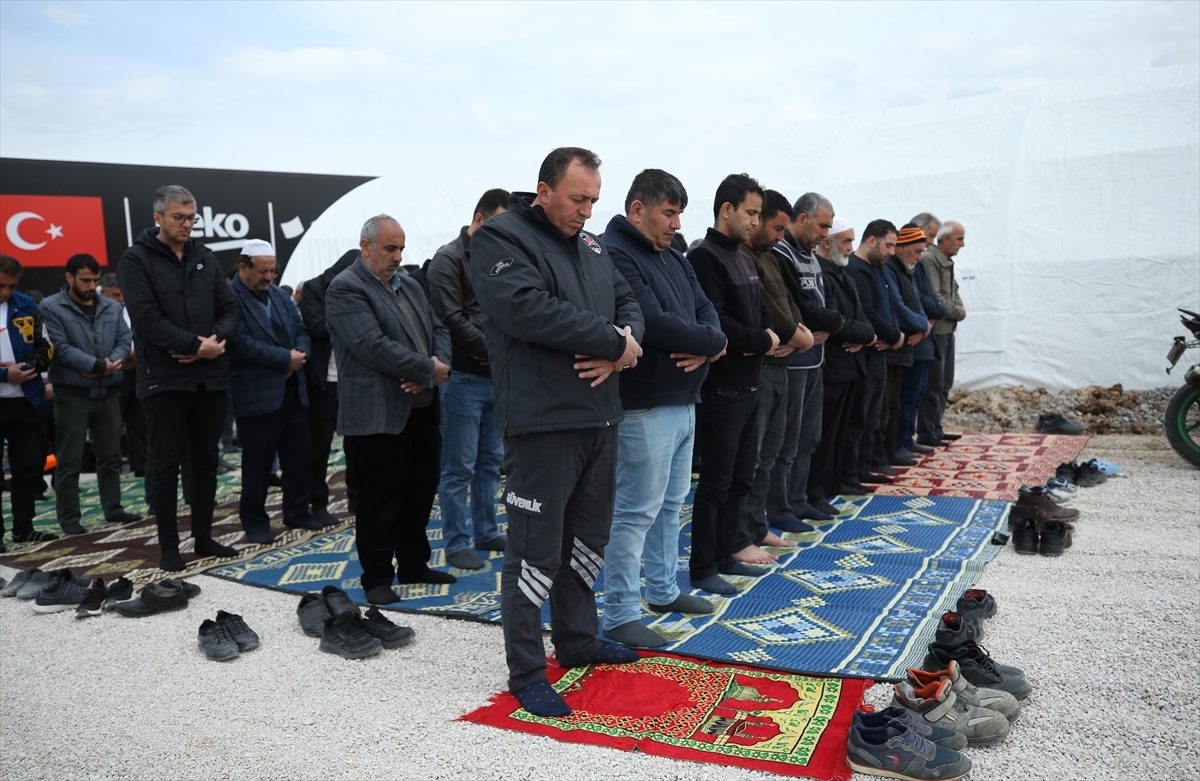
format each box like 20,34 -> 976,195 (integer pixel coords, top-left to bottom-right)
1015,488 -> 1080,521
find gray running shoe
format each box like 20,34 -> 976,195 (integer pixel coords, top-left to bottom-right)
0,569 -> 33,598
198,619 -> 241,661
215,610 -> 260,651
908,660 -> 1021,722
16,569 -> 52,600
847,720 -> 972,780
892,680 -> 1011,747
853,707 -> 968,751
32,569 -> 91,613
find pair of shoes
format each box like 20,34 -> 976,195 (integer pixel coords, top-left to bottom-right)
1,569 -> 43,598
1074,460 -> 1108,487
861,474 -> 894,485
853,707 -> 967,751
1037,412 -> 1085,435
1091,458 -> 1122,476
889,453 -> 919,466
114,578 -> 200,617
955,589 -> 997,620
936,611 -> 984,645
310,506 -> 341,528
907,659 -> 1021,722
924,641 -> 1032,700
198,611 -> 261,660
873,464 -> 900,475
10,530 -> 59,544
909,442 -> 937,455
1012,516 -> 1072,555
32,569 -> 94,613
298,586 -> 413,656
847,717 -> 972,780
1014,487 -> 1080,521
938,432 -> 962,441
917,438 -> 949,448
892,679 -> 1011,746
1018,482 -> 1072,505
105,511 -> 143,525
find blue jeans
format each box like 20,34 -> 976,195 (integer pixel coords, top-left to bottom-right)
438,372 -> 502,555
898,360 -> 930,452
602,405 -> 695,630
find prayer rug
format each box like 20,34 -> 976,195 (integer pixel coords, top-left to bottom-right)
0,452 -> 353,584
210,492 -> 1009,681
870,432 -> 1089,500
461,652 -> 870,781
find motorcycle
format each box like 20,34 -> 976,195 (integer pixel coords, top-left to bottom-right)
1165,308 -> 1200,466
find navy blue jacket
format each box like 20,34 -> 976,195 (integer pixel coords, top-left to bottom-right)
1,290 -> 52,406
603,215 -> 725,409
846,253 -> 902,347
912,262 -> 945,362
228,275 -> 311,418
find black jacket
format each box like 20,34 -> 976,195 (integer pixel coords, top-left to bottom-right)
471,192 -> 645,436
819,258 -> 875,383
688,228 -> 773,388
885,255 -> 928,368
118,228 -> 239,399
300,249 -> 359,390
846,253 -> 902,352
428,226 -> 489,376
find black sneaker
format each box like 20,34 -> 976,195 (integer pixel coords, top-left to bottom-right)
297,593 -> 332,637
33,569 -> 91,613
75,578 -> 108,618
104,577 -> 135,610
11,530 -> 59,544
320,585 -> 361,618
1011,516 -> 1039,555
1036,412 -> 1085,435
362,606 -> 416,649
1056,461 -> 1079,482
935,612 -> 983,646
319,612 -> 382,659
924,642 -> 1031,700
114,579 -> 188,617
1074,461 -> 1106,487
1039,520 -> 1072,556
198,618 -> 241,661
955,589 -> 997,620
215,610 -> 260,651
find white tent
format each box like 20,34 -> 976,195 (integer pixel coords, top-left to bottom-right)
282,62 -> 1200,392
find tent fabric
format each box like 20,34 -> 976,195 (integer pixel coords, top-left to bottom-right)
282,63 -> 1199,392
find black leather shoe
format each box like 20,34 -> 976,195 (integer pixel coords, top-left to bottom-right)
938,433 -> 962,441
918,438 -> 949,448
861,474 -> 894,484
114,580 -> 188,617
873,464 -> 899,475
888,454 -> 918,467
840,483 -> 871,494
909,443 -> 936,454
311,506 -> 340,528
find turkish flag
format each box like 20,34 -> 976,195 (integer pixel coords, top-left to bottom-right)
0,194 -> 108,268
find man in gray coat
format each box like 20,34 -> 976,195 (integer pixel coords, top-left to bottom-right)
41,253 -> 139,534
326,214 -> 453,606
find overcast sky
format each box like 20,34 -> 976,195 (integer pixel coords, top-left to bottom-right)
3,0 -> 1197,185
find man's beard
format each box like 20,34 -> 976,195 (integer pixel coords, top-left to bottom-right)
828,244 -> 848,267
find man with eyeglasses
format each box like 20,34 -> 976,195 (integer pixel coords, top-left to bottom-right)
118,185 -> 241,572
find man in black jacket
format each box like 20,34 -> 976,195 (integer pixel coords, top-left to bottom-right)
472,148 -> 645,717
119,185 -> 240,571
300,249 -> 361,524
687,174 -> 779,596
427,188 -> 510,571
810,219 -> 876,500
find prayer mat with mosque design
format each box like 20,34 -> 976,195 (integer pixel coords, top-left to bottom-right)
211,492 -> 1010,681
461,652 -> 870,781
868,432 -> 1089,500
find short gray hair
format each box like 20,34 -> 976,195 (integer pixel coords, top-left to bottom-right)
911,212 -> 940,232
154,185 -> 195,214
99,273 -> 120,289
935,221 -> 963,242
360,214 -> 400,244
793,192 -> 833,219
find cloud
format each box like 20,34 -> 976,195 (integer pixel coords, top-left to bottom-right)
43,5 -> 88,26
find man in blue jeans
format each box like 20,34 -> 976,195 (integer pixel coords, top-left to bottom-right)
600,169 -> 727,648
428,189 -> 510,570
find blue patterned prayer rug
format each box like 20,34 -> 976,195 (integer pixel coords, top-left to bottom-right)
209,491 -> 1008,681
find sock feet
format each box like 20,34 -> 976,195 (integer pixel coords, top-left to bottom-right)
648,593 -> 714,614
160,549 -> 186,572
513,680 -> 570,717
603,621 -> 667,648
194,537 -> 238,558
690,575 -> 738,595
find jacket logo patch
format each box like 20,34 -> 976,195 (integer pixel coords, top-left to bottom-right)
800,278 -> 816,289
12,316 -> 34,343
490,258 -> 514,276
196,263 -> 204,270
582,235 -> 602,254
504,489 -> 547,516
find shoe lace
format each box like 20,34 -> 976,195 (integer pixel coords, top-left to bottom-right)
967,643 -> 1002,676
208,621 -> 236,645
222,613 -> 251,635
895,729 -> 936,759
365,607 -> 396,628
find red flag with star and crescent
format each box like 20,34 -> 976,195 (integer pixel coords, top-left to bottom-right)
0,194 -> 108,267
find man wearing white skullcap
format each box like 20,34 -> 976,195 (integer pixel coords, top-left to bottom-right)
226,237 -> 321,543
823,217 -> 855,266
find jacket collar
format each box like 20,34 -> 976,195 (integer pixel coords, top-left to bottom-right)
229,275 -> 279,344
512,191 -> 583,248
605,214 -> 658,253
704,227 -> 741,252
458,225 -> 472,261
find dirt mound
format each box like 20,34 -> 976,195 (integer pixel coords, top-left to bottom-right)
943,384 -> 1175,435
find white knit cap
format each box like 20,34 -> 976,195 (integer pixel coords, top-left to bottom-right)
240,238 -> 275,257
831,216 -> 853,235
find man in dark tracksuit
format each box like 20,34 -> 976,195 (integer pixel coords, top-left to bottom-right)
119,185 -> 240,572
472,148 -> 645,717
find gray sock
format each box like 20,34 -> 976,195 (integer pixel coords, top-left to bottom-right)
648,593 -> 714,614
446,549 -> 486,570
602,621 -> 667,649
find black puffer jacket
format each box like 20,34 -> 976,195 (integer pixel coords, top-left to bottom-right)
471,193 -> 645,436
819,258 -> 876,383
118,228 -> 239,399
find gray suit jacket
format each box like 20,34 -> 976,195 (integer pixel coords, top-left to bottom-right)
326,259 -> 452,436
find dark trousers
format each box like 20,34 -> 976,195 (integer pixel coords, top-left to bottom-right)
739,366 -> 787,550
0,397 -> 46,537
919,332 -> 955,440
812,378 -> 862,499
54,391 -> 124,526
691,385 -> 759,581
500,426 -> 616,691
142,388 -> 227,552
119,370 -> 147,472
898,360 -> 930,452
876,363 -> 908,463
854,355 -> 887,479
238,380 -> 313,537
769,367 -> 823,518
308,381 -> 358,510
344,407 -> 439,592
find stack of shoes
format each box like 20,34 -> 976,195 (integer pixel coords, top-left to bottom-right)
1013,486 -> 1080,524
924,589 -> 1032,701
31,569 -> 93,613
906,660 -> 1021,723
113,578 -> 201,617
1036,412 -> 1085,435
198,611 -> 261,661
297,585 -> 415,659
847,713 -> 972,780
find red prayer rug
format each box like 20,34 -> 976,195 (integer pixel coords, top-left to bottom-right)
869,433 -> 1088,501
461,652 -> 871,780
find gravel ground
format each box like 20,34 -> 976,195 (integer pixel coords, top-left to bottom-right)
943,385 -> 1179,435
1,435 -> 1196,781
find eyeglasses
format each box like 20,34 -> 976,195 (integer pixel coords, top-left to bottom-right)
159,212 -> 199,224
